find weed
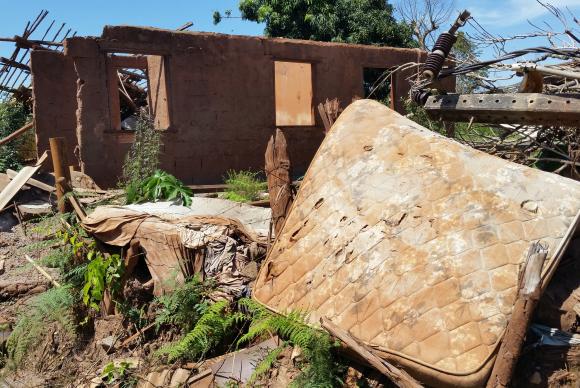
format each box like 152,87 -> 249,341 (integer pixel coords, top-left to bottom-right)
120,111 -> 161,187
125,170 -> 192,206
153,275 -> 213,332
102,361 -> 137,387
7,286 -> 77,366
223,170 -> 267,203
157,300 -> 245,362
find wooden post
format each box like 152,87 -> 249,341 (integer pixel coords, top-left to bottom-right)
486,241 -> 549,388
265,128 -> 294,237
49,137 -> 73,213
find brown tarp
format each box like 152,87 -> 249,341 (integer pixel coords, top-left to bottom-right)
253,100 -> 580,387
83,206 -> 262,297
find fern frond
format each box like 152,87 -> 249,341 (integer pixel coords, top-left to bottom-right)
158,300 -> 241,362
247,346 -> 284,386
7,286 -> 77,366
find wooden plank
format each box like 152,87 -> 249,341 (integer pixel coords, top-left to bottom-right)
0,152 -> 47,211
424,93 -> 580,126
6,169 -> 54,192
186,184 -> 228,193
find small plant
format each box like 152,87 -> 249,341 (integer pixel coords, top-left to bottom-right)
82,251 -> 124,311
102,361 -> 137,387
7,286 -> 77,366
120,111 -> 161,187
223,170 -> 267,203
158,300 -> 245,362
154,275 -> 213,332
125,170 -> 192,206
239,298 -> 344,388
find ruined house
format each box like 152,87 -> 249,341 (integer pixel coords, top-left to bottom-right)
30,26 -> 424,187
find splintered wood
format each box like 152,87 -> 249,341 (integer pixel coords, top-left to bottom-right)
265,128 -> 294,236
486,241 -> 549,388
317,98 -> 341,133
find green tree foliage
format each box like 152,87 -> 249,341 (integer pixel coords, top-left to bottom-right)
215,0 -> 416,47
0,100 -> 31,171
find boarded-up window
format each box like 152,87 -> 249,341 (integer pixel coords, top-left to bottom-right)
275,61 -> 314,126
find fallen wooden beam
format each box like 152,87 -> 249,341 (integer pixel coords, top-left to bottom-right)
486,241 -> 549,388
321,317 -> 422,388
0,56 -> 30,71
0,151 -> 47,211
0,122 -> 33,146
424,93 -> 580,126
6,169 -> 54,192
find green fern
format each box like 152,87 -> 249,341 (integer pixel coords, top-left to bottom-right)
247,345 -> 284,386
158,300 -> 245,362
238,298 -> 342,388
153,275 -> 213,332
7,286 -> 77,366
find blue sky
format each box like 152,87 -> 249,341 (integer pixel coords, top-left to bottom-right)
1,1 -> 579,71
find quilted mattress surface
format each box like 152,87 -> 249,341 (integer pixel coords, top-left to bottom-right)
253,99 -> 580,387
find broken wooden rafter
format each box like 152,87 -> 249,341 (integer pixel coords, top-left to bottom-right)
424,93 -> 580,126
0,57 -> 30,72
0,121 -> 33,146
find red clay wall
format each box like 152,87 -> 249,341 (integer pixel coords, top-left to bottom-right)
35,27 -> 425,188
30,50 -> 78,166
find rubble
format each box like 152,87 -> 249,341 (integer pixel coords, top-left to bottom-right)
0,6 -> 579,388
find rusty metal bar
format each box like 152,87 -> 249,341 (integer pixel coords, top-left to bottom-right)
424,93 -> 580,126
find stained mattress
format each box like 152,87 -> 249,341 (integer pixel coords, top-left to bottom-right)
253,99 -> 580,387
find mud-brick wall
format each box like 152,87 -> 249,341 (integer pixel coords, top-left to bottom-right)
30,50 -> 78,166
35,27 -> 424,188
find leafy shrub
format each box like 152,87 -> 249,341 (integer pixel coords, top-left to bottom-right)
154,275 -> 213,332
223,170 -> 267,202
125,170 -> 192,206
120,111 -> 161,187
158,300 -> 245,362
82,252 -> 124,311
0,100 -> 31,172
7,286 -> 76,366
